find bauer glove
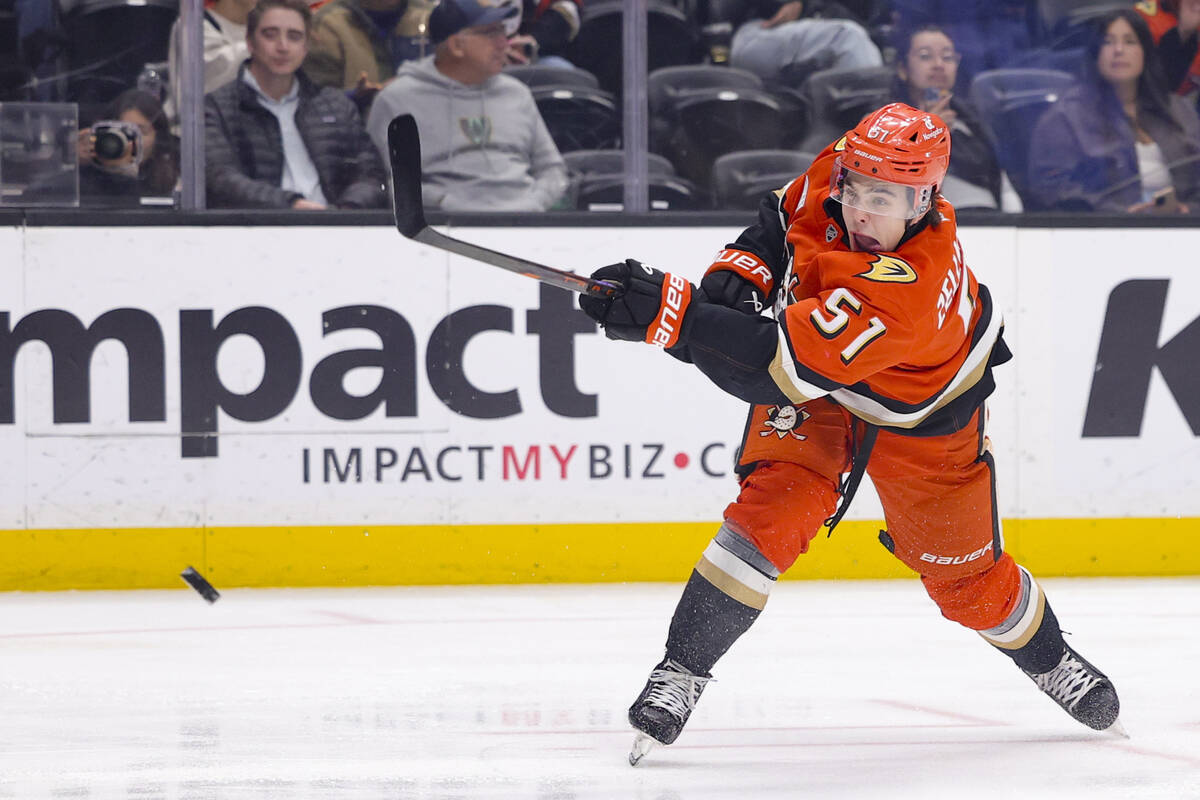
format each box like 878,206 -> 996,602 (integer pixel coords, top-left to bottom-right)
578,259 -> 695,347
700,268 -> 769,314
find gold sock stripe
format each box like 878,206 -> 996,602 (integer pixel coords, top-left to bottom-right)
695,555 -> 770,611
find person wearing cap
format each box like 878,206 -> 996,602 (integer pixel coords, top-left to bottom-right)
577,102 -> 1122,766
365,0 -> 567,212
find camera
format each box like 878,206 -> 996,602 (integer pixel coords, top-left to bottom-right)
91,120 -> 143,165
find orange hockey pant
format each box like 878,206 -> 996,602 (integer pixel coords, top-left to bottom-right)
724,398 -> 1020,631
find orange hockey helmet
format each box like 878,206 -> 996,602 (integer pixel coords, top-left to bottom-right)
829,102 -> 951,220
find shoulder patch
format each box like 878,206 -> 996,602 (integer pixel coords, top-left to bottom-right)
857,254 -> 917,284
833,136 -> 847,152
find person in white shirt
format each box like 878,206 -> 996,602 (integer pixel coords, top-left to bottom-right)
204,0 -> 387,209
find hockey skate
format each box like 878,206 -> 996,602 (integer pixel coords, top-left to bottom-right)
627,658 -> 711,766
1023,643 -> 1122,732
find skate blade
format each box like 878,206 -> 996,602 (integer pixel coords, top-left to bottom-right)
1104,717 -> 1130,739
629,732 -> 657,766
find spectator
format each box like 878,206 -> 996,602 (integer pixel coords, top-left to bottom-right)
204,0 -> 388,209
503,0 -> 582,70
366,0 -> 568,212
1028,9 -> 1200,214
77,89 -> 180,206
891,25 -> 1022,211
890,0 -> 1032,88
1137,0 -> 1200,97
728,1 -> 883,86
166,0 -> 256,129
304,0 -> 434,107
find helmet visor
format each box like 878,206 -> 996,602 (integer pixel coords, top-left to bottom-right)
829,160 -> 932,220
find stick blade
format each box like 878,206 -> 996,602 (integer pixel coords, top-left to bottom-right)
387,113 -> 427,239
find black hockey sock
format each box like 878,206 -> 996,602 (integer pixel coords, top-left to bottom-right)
991,598 -> 1066,674
664,568 -> 763,676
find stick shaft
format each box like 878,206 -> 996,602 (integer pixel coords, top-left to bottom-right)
387,114 -> 615,297
414,228 -> 607,295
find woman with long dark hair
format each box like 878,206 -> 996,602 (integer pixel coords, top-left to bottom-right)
1028,8 -> 1200,213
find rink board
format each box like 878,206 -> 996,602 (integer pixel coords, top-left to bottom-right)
2,224 -> 1198,589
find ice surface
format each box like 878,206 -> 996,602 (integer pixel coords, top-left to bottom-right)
1,578 -> 1197,799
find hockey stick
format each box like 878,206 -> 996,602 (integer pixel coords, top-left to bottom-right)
386,114 -> 618,298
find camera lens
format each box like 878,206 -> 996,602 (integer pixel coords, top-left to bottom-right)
94,131 -> 125,160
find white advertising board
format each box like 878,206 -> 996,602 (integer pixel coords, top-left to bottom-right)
2,223 -> 1198,533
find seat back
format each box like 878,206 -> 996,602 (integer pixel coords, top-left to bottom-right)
503,65 -> 600,91
563,150 -> 676,177
530,84 -> 621,152
798,65 -> 893,152
574,173 -> 704,211
59,0 -> 178,104
646,64 -> 786,187
1037,0 -> 1135,43
711,150 -> 815,210
647,64 -> 763,116
565,0 -> 700,96
969,68 -> 1075,208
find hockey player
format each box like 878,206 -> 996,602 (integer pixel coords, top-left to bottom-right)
578,102 -> 1122,766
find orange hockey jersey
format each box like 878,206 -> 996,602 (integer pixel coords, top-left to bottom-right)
704,138 -> 1007,432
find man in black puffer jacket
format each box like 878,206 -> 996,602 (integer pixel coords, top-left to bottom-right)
204,0 -> 387,209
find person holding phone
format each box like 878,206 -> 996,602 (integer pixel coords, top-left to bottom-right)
1028,8 -> 1200,214
890,25 -> 1021,211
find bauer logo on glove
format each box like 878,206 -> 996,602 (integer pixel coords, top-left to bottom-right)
578,259 -> 695,348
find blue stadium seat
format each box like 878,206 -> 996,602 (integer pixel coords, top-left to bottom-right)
969,67 -> 1076,210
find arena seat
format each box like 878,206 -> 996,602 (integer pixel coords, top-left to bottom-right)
648,64 -> 787,189
503,64 -> 600,91
563,149 -> 677,178
565,0 -> 700,96
529,83 -> 621,152
57,0 -> 177,104
573,174 -> 703,211
797,65 -> 892,153
969,67 -> 1076,210
711,149 -> 816,210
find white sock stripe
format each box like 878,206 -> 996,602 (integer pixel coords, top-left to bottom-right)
701,540 -> 775,597
983,567 -> 1043,645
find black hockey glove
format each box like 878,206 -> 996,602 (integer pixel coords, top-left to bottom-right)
700,268 -> 769,315
578,259 -> 695,347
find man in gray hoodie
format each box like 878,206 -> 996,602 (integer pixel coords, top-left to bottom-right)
366,0 -> 568,212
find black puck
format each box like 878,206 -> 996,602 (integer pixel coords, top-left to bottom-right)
181,566 -> 221,604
